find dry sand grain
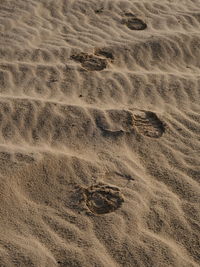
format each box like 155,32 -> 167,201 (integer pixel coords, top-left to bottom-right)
0,0 -> 200,266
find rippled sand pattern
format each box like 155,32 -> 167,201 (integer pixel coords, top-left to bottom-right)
0,0 -> 200,266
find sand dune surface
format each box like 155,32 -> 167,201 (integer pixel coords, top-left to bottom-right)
0,0 -> 200,266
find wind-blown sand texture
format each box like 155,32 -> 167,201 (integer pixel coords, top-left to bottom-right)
0,0 -> 200,266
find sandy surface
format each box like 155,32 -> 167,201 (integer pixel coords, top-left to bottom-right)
0,0 -> 200,266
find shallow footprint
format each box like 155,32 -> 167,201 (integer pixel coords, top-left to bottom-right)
15,152 -> 35,163
70,52 -> 107,71
94,47 -> 114,61
81,183 -> 124,215
122,14 -> 147,30
132,110 -> 165,138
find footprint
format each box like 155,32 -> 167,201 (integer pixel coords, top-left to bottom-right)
70,52 -> 107,71
132,110 -> 165,138
94,111 -> 124,138
94,48 -> 114,61
0,151 -> 11,161
15,153 -> 35,163
94,7 -> 104,14
122,14 -> 147,30
80,183 -> 124,215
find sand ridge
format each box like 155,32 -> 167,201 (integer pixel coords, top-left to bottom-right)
0,0 -> 200,266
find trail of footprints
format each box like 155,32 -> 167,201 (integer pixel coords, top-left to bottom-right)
70,13 -> 164,214
70,12 -> 147,72
76,109 -> 165,215
0,9 -> 165,215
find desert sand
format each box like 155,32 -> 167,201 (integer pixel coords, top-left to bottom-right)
0,0 -> 200,266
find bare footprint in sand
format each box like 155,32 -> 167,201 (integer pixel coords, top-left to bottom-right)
122,13 -> 147,30
70,52 -> 107,71
79,183 -> 124,215
132,110 -> 165,138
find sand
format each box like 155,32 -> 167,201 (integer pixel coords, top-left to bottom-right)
0,0 -> 200,266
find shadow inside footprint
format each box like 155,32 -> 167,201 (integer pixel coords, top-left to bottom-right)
82,183 -> 124,215
95,48 -> 114,60
95,113 -> 124,138
94,7 -> 104,14
71,52 -> 107,71
123,17 -> 147,30
132,110 -> 165,138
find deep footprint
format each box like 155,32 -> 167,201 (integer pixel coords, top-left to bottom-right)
132,110 -> 165,138
81,183 -> 124,215
122,14 -> 147,30
70,52 -> 107,71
